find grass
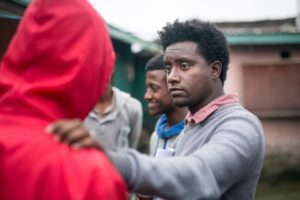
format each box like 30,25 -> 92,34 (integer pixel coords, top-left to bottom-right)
256,181 -> 300,200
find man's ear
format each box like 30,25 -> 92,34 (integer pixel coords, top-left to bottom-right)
211,61 -> 222,80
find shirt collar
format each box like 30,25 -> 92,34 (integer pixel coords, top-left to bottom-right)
185,94 -> 239,125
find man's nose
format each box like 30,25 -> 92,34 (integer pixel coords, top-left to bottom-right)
144,89 -> 151,100
167,67 -> 180,83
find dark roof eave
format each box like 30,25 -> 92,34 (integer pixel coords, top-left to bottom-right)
108,25 -> 161,54
227,33 -> 300,45
9,0 -> 29,6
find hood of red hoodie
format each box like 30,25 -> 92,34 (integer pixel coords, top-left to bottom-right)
0,0 -> 114,121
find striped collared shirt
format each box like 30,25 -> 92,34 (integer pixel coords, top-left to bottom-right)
185,94 -> 239,125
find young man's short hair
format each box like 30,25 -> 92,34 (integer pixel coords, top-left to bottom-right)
145,53 -> 164,71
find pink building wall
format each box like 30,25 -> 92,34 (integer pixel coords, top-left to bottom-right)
224,45 -> 300,156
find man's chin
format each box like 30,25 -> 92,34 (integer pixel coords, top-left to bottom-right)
173,100 -> 188,108
149,110 -> 161,116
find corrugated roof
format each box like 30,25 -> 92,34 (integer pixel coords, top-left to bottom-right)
216,18 -> 299,35
215,18 -> 300,45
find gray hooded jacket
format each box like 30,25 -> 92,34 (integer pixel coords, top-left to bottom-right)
85,87 -> 143,152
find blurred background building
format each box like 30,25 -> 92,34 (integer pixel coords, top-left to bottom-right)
216,19 -> 300,188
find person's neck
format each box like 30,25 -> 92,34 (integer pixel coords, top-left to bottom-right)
165,107 -> 188,128
100,88 -> 113,103
95,88 -> 113,114
189,85 -> 225,115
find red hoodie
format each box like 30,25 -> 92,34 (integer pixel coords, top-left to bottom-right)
0,0 -> 127,199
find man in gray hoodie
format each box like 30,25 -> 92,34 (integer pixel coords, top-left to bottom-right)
84,82 -> 142,152
109,19 -> 264,200
49,19 -> 264,200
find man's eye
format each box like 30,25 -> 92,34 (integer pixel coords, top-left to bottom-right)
150,85 -> 159,91
180,62 -> 190,70
164,65 -> 171,74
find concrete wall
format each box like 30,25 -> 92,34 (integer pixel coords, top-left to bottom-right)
225,45 -> 300,158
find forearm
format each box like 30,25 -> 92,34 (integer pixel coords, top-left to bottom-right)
108,149 -> 221,200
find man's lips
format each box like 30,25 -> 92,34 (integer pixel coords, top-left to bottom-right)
148,102 -> 158,108
169,87 -> 184,96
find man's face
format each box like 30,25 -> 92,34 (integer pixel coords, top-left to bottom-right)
164,41 -> 214,113
144,70 -> 175,116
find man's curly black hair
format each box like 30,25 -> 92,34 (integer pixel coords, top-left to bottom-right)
158,19 -> 229,83
145,53 -> 164,71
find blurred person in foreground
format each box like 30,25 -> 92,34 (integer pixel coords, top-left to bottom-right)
0,0 -> 127,199
49,19 -> 265,200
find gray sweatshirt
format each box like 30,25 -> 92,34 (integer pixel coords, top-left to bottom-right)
110,103 -> 264,200
85,87 -> 143,152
